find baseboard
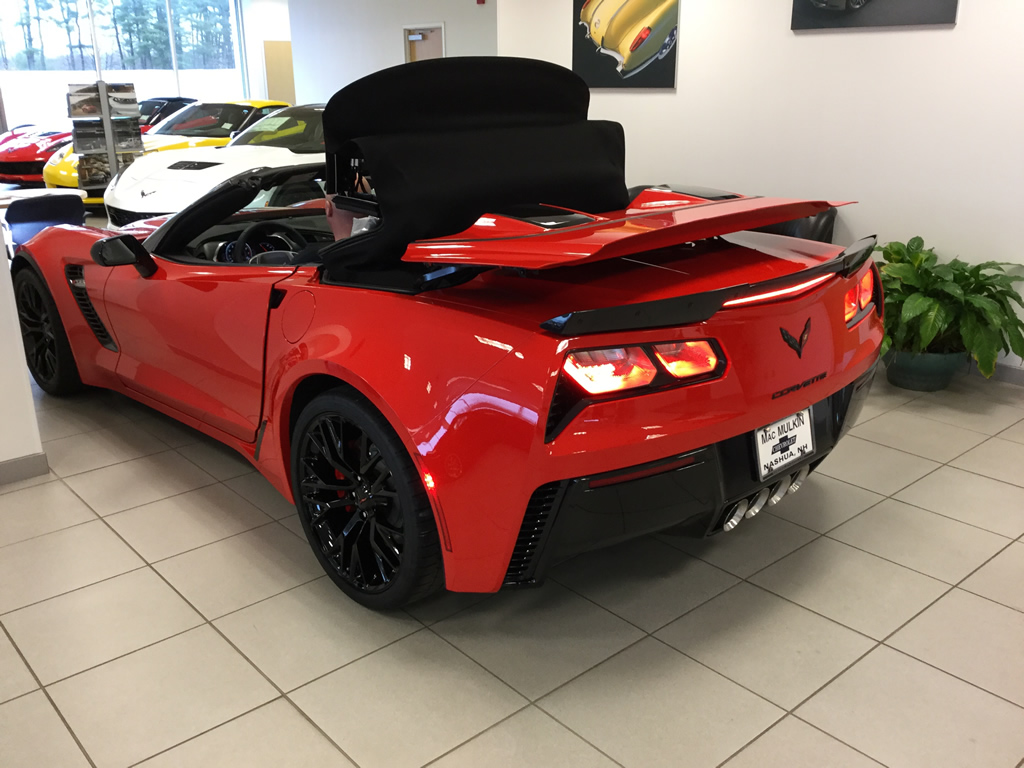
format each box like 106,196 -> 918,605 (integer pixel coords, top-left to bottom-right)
0,452 -> 49,486
967,360 -> 1024,387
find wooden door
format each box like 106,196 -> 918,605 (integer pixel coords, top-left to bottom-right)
404,26 -> 445,63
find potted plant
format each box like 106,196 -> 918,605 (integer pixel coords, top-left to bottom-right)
876,237 -> 1024,391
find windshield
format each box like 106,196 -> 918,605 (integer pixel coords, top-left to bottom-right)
139,100 -> 160,119
229,107 -> 324,153
151,103 -> 253,138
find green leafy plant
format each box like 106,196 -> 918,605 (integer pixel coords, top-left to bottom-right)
876,237 -> 1024,377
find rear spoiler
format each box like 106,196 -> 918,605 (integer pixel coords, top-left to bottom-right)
402,197 -> 850,270
541,236 -> 877,336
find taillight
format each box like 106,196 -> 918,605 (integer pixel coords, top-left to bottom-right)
859,270 -> 874,310
845,268 -> 875,323
582,0 -> 593,7
844,287 -> 858,323
563,347 -> 657,395
630,27 -> 652,52
653,341 -> 719,379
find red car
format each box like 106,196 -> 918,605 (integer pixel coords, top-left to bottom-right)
11,58 -> 882,609
0,128 -> 72,184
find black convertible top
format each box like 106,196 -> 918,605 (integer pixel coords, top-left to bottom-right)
320,57 -> 630,273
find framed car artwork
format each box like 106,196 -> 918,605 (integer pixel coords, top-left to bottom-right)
573,0 -> 679,88
792,0 -> 959,30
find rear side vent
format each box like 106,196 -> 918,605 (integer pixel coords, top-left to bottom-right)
167,160 -> 222,171
503,481 -> 565,586
545,377 -> 581,443
65,265 -> 117,351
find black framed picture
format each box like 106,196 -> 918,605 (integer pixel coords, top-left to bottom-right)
792,0 -> 959,30
572,0 -> 679,89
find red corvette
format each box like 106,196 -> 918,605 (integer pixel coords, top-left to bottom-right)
11,58 -> 882,608
0,128 -> 72,184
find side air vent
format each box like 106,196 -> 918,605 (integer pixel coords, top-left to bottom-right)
503,481 -> 564,586
167,160 -> 222,171
65,265 -> 117,352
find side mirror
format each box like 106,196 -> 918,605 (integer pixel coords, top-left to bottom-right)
90,234 -> 158,278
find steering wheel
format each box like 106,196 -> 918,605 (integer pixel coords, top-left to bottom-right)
233,220 -> 309,263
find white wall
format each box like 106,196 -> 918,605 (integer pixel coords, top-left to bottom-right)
288,0 -> 498,103
240,0 -> 293,100
497,0 -> 1024,267
0,227 -> 44,475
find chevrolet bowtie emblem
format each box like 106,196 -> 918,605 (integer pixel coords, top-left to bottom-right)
781,319 -> 812,359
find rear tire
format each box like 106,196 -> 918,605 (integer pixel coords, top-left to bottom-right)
290,388 -> 444,609
13,268 -> 84,396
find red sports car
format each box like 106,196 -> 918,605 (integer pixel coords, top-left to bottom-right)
0,128 -> 72,184
11,58 -> 882,609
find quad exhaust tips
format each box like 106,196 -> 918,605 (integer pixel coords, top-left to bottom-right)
723,466 -> 810,533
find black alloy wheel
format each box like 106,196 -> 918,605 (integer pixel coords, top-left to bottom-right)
16,276 -> 57,382
292,390 -> 443,608
13,268 -> 83,396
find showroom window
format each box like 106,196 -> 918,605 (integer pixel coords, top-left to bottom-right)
0,0 -> 245,126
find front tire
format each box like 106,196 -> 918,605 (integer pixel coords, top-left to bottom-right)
13,268 -> 83,396
291,389 -> 444,609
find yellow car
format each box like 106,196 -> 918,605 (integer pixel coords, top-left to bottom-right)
579,0 -> 678,78
43,99 -> 289,203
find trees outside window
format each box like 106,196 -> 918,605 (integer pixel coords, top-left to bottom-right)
0,0 -> 244,125
0,0 -> 239,72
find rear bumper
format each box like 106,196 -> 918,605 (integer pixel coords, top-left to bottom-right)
503,363 -> 875,587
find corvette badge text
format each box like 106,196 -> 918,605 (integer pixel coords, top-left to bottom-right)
772,372 -> 827,400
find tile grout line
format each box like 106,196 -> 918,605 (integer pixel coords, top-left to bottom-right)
14,378 -> 1024,766
648,437 -> 1024,762
890,402 -> 1024,436
415,704 -> 532,768
0,621 -> 100,768
758,430 -> 1024,715
882,495 -> 1024,542
427,619 -> 646,765
0,467 -> 250,554
775,531 -> 1024,732
49,475 -> 365,768
844,431 -> 989,464
0,564 -> 151,619
120,697 -> 288,768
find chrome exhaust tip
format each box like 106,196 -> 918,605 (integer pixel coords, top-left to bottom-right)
723,500 -> 748,532
768,480 -> 788,507
789,466 -> 810,494
746,487 -> 771,519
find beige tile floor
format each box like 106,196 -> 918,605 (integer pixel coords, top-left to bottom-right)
2,371 -> 1024,768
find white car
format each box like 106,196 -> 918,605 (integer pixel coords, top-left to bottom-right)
104,105 -> 325,227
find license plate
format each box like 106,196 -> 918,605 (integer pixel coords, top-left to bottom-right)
755,408 -> 814,480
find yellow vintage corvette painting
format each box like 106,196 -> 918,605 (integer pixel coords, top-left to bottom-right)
579,0 -> 678,79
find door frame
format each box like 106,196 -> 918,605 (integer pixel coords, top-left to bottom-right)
403,22 -> 446,63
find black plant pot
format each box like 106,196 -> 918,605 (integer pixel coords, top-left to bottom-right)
885,350 -> 968,392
